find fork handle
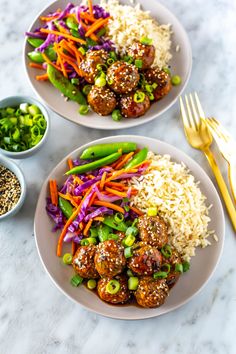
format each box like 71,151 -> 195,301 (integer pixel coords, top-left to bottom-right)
228,162 -> 236,205
203,148 -> 236,232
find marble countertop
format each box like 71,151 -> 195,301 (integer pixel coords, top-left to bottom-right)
0,0 -> 236,353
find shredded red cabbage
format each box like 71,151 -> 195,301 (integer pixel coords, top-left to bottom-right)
84,206 -> 113,222
94,185 -> 122,203
73,176 -> 101,196
93,4 -> 110,19
57,2 -> 75,20
46,198 -> 64,231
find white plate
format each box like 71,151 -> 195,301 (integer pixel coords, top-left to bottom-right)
24,0 -> 192,130
34,136 -> 225,320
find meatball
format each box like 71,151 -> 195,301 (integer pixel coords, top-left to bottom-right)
144,67 -> 172,101
79,49 -> 108,84
120,91 -> 150,118
97,274 -> 130,304
134,276 -> 169,308
127,42 -> 155,69
162,248 -> 182,288
94,239 -> 126,277
88,86 -> 117,116
128,244 -> 162,275
72,244 -> 99,279
106,61 -> 140,94
138,215 -> 168,248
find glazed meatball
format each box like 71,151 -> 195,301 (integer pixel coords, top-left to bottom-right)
162,247 -> 182,288
106,61 -> 140,94
97,274 -> 131,304
127,42 -> 155,69
134,276 -> 169,308
79,49 -> 108,84
128,244 -> 162,275
144,67 -> 172,101
72,244 -> 99,279
88,86 -> 117,116
138,215 -> 168,248
120,91 -> 150,118
94,239 -> 126,277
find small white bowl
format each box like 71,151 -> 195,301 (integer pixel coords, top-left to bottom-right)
0,96 -> 50,159
0,155 -> 26,220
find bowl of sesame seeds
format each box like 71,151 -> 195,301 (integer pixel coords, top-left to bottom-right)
0,156 -> 26,220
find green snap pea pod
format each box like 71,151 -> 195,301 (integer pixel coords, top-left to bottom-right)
66,17 -> 78,31
66,151 -> 122,176
28,45 -> 57,63
58,196 -> 73,219
102,215 -> 128,232
80,142 -> 137,160
124,147 -> 148,169
47,64 -> 87,105
27,37 -> 44,48
98,224 -> 112,242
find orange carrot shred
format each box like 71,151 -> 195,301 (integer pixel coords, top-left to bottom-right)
40,28 -> 86,44
29,63 -> 44,70
41,53 -> 61,71
88,0 -> 94,17
105,187 -> 127,198
115,152 -> 134,170
94,217 -> 104,221
36,73 -> 49,81
83,219 -> 93,236
49,180 -> 55,205
53,180 -> 58,206
85,17 -> 110,37
71,241 -> 76,256
88,192 -> 97,207
67,158 -> 73,170
93,200 -> 125,214
100,171 -> 107,190
130,206 -> 144,216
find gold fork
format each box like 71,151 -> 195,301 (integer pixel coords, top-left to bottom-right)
180,93 -> 236,231
206,117 -> 236,204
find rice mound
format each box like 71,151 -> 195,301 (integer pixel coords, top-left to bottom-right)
100,0 -> 172,68
129,152 -> 215,261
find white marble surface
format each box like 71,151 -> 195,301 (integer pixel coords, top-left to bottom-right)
0,0 -> 236,353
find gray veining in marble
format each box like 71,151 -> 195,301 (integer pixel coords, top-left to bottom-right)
0,0 -> 236,353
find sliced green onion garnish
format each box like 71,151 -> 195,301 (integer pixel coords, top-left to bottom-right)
163,67 -> 171,75
28,104 -> 40,116
161,263 -> 171,274
175,263 -> 184,273
123,55 -> 133,64
96,63 -> 107,71
132,218 -> 138,227
153,271 -> 168,279
70,274 -> 83,287
161,244 -> 172,258
114,212 -> 124,223
87,279 -> 97,290
95,76 -> 106,87
112,109 -> 122,121
148,92 -> 155,101
145,84 -> 153,93
62,253 -> 73,265
106,279 -> 121,294
152,82 -> 158,89
79,105 -> 89,115
124,205 -> 130,212
19,103 -> 29,113
133,91 -> 145,103
125,226 -> 138,237
124,246 -> 133,258
128,276 -> 139,290
140,36 -> 153,45
80,237 -> 97,246
124,234 -> 136,247
127,269 -> 134,277
107,58 -> 115,65
171,75 -> 182,86
134,59 -> 143,69
71,78 -> 79,85
147,207 -> 158,216
182,261 -> 190,272
6,107 -> 15,115
109,51 -> 117,60
107,77 -> 114,85
82,85 -> 92,96
78,47 -> 86,55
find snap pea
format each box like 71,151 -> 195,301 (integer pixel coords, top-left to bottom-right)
80,142 -> 137,160
102,215 -> 128,232
66,151 -> 122,175
47,64 -> 87,105
58,196 -> 73,219
28,45 -> 57,63
27,37 -> 45,48
124,147 -> 148,169
66,17 -> 78,31
98,224 -> 112,242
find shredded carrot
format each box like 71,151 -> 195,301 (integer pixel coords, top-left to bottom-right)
100,171 -> 107,190
40,28 -> 87,44
49,180 -> 56,205
29,62 -> 44,70
93,200 -> 125,214
94,217 -> 104,221
85,17 -> 110,37
53,180 -> 58,206
60,40 -> 75,56
115,152 -> 134,170
83,219 -> 93,236
126,160 -> 151,170
79,222 -> 84,230
67,158 -> 73,170
87,174 -> 95,179
73,176 -> 83,185
40,15 -> 60,21
41,53 -> 61,71
80,12 -> 95,22
130,205 -> 144,216
71,241 -> 76,256
105,181 -> 128,190
36,73 -> 49,81
105,187 -> 127,198
88,192 -> 97,207
105,168 -> 138,182
58,192 -> 79,208
88,0 -> 94,17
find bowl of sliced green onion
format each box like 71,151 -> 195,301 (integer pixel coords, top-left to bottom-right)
0,96 -> 49,159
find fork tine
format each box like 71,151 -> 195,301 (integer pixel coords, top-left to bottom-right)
206,119 -> 225,144
211,118 -> 231,142
179,96 -> 190,128
189,93 -> 200,127
207,118 -> 227,142
185,95 -> 196,129
194,92 -> 206,119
